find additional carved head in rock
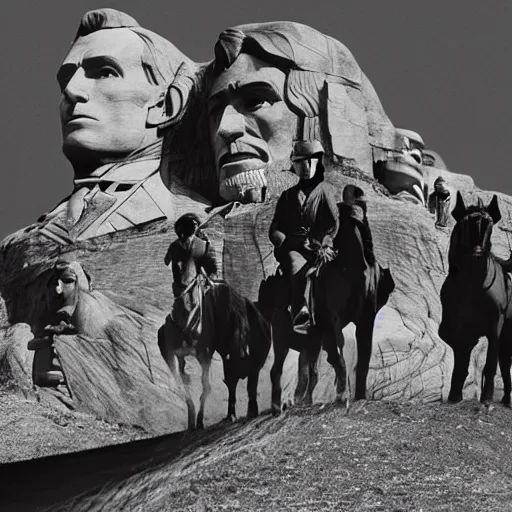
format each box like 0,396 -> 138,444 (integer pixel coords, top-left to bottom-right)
58,8 -> 193,176
208,22 -> 395,203
52,261 -> 92,323
374,128 -> 426,205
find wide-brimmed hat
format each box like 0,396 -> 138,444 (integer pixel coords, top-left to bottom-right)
291,140 -> 324,161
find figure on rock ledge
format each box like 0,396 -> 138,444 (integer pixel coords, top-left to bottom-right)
428,176 -> 452,228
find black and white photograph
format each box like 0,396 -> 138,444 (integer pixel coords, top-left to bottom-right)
0,1 -> 511,510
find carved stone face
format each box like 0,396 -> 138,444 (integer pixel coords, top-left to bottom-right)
208,54 -> 297,202
52,262 -> 91,321
58,29 -> 160,169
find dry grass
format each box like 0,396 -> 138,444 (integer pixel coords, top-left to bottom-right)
27,399 -> 512,512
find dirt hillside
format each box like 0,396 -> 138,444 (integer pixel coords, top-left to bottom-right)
4,400 -> 512,511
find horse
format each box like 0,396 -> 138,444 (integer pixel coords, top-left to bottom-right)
158,271 -> 271,430
259,199 -> 395,416
439,191 -> 512,405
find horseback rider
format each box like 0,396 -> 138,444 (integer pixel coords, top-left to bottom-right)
338,185 -> 376,272
164,213 -> 218,337
269,140 -> 339,334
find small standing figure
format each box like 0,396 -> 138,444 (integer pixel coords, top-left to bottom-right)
164,213 -> 218,339
269,140 -> 339,334
428,176 -> 451,228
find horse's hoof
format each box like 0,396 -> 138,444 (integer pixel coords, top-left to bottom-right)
224,414 -> 237,423
480,398 -> 494,408
447,394 -> 462,404
502,396 -> 511,408
335,396 -> 350,411
271,404 -> 282,417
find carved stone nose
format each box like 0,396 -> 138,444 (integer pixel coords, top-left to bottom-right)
218,106 -> 245,142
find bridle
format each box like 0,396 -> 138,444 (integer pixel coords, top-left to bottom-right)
455,209 -> 494,257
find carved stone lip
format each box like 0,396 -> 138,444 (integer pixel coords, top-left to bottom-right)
219,151 -> 266,168
65,114 -> 97,124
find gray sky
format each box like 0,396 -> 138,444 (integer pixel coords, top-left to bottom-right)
0,0 -> 510,239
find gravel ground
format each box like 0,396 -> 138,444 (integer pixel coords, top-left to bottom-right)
0,388 -> 148,464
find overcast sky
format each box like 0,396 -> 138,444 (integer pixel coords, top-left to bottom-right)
0,0 -> 510,239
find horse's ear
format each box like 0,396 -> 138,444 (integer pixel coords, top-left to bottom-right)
451,191 -> 466,221
487,194 -> 501,224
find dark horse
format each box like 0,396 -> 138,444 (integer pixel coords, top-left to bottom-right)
439,192 -> 512,405
158,273 -> 271,429
259,202 -> 395,415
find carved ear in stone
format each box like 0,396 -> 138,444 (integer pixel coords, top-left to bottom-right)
487,194 -> 501,224
451,191 -> 466,221
146,62 -> 195,130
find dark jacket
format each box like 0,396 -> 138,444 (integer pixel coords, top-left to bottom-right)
338,200 -> 376,268
165,234 -> 218,297
269,179 -> 339,265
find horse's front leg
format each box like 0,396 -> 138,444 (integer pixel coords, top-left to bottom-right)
247,365 -> 260,419
294,349 -> 310,405
196,351 -> 212,429
355,309 -> 376,400
448,345 -> 472,403
223,359 -> 238,422
481,323 -> 503,404
177,356 -> 197,430
270,313 -> 290,417
325,324 -> 347,406
305,335 -> 322,405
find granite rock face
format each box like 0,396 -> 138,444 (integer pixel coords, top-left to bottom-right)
0,11 -> 507,441
2,163 -> 508,435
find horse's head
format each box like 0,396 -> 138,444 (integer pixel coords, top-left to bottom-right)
451,191 -> 501,258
